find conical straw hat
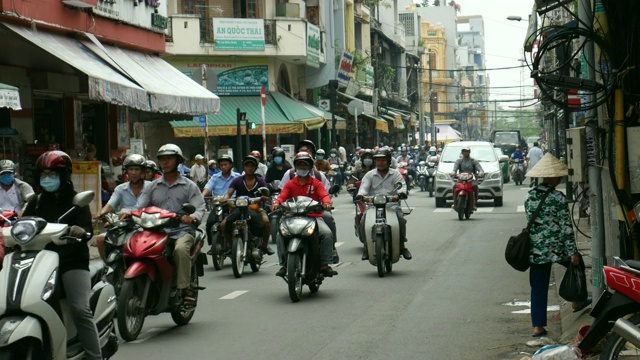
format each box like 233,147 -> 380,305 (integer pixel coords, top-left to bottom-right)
525,153 -> 568,178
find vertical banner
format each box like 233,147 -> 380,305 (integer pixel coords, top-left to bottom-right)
307,23 -> 320,68
337,51 -> 354,87
117,107 -> 129,148
70,161 -> 102,215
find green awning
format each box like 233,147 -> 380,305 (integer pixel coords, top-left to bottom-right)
170,94 -> 305,137
271,92 -> 323,123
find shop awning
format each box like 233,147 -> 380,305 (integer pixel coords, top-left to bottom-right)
2,22 -> 150,111
169,94 -> 304,137
270,92 -> 327,130
0,83 -> 21,110
83,35 -> 220,115
362,113 -> 389,133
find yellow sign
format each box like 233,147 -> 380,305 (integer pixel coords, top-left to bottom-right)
173,124 -> 304,138
375,119 -> 389,133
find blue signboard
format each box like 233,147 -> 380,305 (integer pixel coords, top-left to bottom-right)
198,115 -> 207,128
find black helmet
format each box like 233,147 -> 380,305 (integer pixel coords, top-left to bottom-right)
242,155 -> 259,167
157,144 -> 184,163
373,147 -> 392,161
293,151 -> 314,168
271,147 -> 285,158
123,154 -> 147,169
217,154 -> 233,164
297,140 -> 316,156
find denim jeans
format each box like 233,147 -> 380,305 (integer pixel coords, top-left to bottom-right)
530,260 -> 572,327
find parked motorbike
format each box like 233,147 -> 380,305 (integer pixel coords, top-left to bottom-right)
117,204 -> 207,342
0,191 -> 119,359
398,162 -> 413,194
277,189 -> 338,303
511,158 -> 525,186
99,212 -> 136,295
225,188 -> 270,278
452,173 -> 476,220
208,195 -> 228,270
359,182 -> 411,277
578,204 -> 640,358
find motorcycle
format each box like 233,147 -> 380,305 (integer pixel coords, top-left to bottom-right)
416,161 -> 428,193
398,162 -> 413,194
327,164 -> 341,196
511,158 -> 525,186
208,195 -> 228,270
0,191 -> 119,359
225,187 -> 270,278
347,176 -> 366,242
360,182 -> 411,277
452,173 -> 476,221
117,204 -> 207,342
578,204 -> 640,358
99,212 -> 136,295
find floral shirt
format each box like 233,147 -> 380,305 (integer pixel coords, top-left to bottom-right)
525,184 -> 577,264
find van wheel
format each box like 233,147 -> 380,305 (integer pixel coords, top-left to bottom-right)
494,196 -> 503,207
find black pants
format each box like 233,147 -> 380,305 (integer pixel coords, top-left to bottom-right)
224,207 -> 264,237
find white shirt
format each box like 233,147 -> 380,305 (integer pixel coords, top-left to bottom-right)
527,147 -> 544,170
190,164 -> 208,183
0,185 -> 20,212
338,146 -> 347,162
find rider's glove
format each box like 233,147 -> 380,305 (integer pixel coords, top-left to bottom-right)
68,225 -> 87,239
398,192 -> 408,200
354,194 -> 364,201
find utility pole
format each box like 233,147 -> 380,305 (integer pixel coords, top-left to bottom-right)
329,80 -> 338,149
417,62 -> 425,146
373,32 -> 380,146
236,108 -> 243,172
580,0 -> 605,297
428,52 -> 437,147
201,65 -> 209,162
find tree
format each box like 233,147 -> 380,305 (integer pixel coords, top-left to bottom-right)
433,0 -> 440,5
448,0 -> 461,12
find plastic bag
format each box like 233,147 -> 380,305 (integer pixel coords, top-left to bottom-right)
559,259 -> 588,302
532,345 -> 580,360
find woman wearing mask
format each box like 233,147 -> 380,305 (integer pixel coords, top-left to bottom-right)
22,151 -> 103,360
265,147 -> 292,184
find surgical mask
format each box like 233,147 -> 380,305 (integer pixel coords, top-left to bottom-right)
296,169 -> 310,177
429,152 -> 436,156
0,174 -> 13,186
316,155 -> 324,160
331,153 -> 337,158
363,159 -> 373,167
40,177 -> 61,192
274,156 -> 283,165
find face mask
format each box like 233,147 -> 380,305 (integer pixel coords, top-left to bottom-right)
430,152 -> 436,156
363,159 -> 373,167
296,169 -> 310,177
0,174 -> 14,186
331,153 -> 337,158
40,177 -> 61,192
274,156 -> 283,165
316,155 -> 324,160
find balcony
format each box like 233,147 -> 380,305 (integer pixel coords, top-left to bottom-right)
354,2 -> 370,23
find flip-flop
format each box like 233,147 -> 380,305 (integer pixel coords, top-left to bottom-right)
532,329 -> 548,337
572,298 -> 592,313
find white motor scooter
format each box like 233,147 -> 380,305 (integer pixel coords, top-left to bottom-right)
0,191 -> 118,359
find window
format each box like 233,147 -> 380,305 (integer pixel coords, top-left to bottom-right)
235,0 -> 259,18
427,30 -> 437,36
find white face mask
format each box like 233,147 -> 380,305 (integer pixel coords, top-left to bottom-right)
296,169 -> 310,177
363,159 -> 373,167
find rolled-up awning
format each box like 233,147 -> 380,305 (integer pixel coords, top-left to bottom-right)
2,22 -> 150,111
362,113 -> 389,133
83,34 -> 220,115
0,83 -> 21,110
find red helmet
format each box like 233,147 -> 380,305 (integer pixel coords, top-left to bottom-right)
250,150 -> 261,159
36,151 -> 72,172
293,151 -> 314,168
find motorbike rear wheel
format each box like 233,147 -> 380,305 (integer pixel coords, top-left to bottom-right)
429,178 -> 434,197
376,233 -> 385,278
117,277 -> 147,342
171,267 -> 198,326
457,195 -> 467,221
0,338 -> 43,360
231,234 -> 245,278
287,253 -> 303,302
210,230 -> 224,271
599,313 -> 640,359
249,243 -> 261,273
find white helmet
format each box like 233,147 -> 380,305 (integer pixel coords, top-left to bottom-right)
429,146 -> 436,152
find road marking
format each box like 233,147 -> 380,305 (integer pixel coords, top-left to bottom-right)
220,290 -> 249,300
128,327 -> 167,344
434,208 -> 452,213
475,207 -> 494,213
502,300 -> 559,314
335,242 -> 344,248
517,205 -> 525,213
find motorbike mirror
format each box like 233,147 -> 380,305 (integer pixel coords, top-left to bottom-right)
181,203 -> 196,215
499,155 -> 509,163
72,191 -> 95,207
258,187 -> 270,196
328,184 -> 341,194
394,182 -> 403,191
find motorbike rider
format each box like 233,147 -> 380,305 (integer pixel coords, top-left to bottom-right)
220,155 -> 274,256
271,151 -> 338,278
278,140 -> 339,263
22,151 -> 102,360
202,154 -> 240,250
136,144 -> 206,308
395,146 -> 415,187
427,146 -> 439,163
356,147 -> 412,261
347,148 -> 374,222
265,147 -> 292,184
144,160 -> 162,181
0,159 -> 34,213
327,148 -> 343,186
250,150 -> 269,178
510,145 -> 526,178
95,154 -> 151,259
416,146 -> 429,163
208,159 -> 220,177
450,146 -> 484,211
189,154 -> 208,190
314,149 -> 331,172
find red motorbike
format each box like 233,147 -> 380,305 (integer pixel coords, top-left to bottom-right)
452,173 -> 475,220
397,162 -> 413,193
117,204 -> 207,342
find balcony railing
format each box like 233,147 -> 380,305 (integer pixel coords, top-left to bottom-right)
198,18 -> 277,45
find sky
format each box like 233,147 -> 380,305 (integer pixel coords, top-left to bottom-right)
423,0 -> 536,106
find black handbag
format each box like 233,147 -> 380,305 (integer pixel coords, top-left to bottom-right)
505,189 -> 552,271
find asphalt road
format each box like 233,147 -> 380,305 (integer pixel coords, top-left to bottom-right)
114,183 -> 557,360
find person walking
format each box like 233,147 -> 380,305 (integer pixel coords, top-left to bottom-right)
525,153 -> 591,337
527,142 -> 544,187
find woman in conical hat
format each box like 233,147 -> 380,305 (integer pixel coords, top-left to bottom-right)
524,153 -> 591,337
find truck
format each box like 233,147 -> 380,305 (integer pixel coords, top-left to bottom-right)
489,130 -> 527,157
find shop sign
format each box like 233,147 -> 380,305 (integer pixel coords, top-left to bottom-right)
318,99 -> 330,111
166,56 -> 268,96
337,51 -> 354,87
173,123 -> 303,138
306,23 -> 320,68
94,0 -> 167,33
213,18 -> 265,51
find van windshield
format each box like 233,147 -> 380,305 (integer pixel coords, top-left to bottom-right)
494,132 -> 519,144
441,145 -> 497,162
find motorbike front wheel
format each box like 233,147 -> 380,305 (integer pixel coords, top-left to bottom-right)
0,338 -> 43,360
376,233 -> 385,277
231,234 -> 245,278
457,195 -> 467,221
210,230 -> 225,271
429,178 -> 435,197
117,277 -> 147,342
287,252 -> 303,302
171,266 -> 198,326
599,313 -> 640,359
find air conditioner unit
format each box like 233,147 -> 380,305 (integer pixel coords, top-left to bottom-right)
61,0 -> 96,8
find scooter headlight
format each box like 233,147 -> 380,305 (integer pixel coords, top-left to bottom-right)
41,269 -> 57,300
11,219 -> 39,245
279,221 -> 291,237
235,198 -> 249,207
373,194 -> 388,205
302,221 -> 316,236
